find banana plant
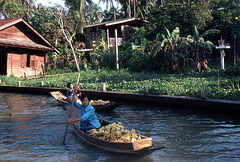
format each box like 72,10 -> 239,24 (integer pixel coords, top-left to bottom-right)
186,25 -> 220,71
94,37 -> 108,52
92,38 -> 108,69
120,31 -> 152,70
160,27 -> 182,70
150,33 -> 162,57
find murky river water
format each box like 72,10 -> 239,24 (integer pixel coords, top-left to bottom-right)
1,92 -> 240,161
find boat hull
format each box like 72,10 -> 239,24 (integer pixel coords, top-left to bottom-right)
70,120 -> 166,157
54,91 -> 166,157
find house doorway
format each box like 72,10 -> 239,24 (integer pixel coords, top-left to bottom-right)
0,52 -> 7,75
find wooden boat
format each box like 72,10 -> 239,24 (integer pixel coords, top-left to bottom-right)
70,119 -> 166,157
50,91 -> 117,111
57,91 -> 166,157
60,95 -> 166,157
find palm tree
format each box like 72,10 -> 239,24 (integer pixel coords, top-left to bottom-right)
118,0 -> 155,19
86,3 -> 102,24
65,0 -> 92,33
98,0 -> 118,20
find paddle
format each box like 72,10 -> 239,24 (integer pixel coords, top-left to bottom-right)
62,73 -> 80,144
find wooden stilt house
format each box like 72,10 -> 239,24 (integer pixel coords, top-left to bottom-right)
83,17 -> 148,50
0,18 -> 58,78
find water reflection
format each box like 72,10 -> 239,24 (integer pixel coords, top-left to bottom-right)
0,92 -> 240,161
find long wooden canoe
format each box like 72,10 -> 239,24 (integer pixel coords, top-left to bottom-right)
59,92 -> 166,157
50,91 -> 117,111
71,119 -> 166,157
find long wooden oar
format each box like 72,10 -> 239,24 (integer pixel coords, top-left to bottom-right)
62,73 -> 80,144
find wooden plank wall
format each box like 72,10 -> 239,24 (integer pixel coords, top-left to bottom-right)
7,51 -> 46,78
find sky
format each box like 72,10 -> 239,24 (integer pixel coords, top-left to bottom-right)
36,0 -> 107,10
36,0 -> 65,7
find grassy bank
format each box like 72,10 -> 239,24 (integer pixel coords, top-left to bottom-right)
0,64 -> 240,101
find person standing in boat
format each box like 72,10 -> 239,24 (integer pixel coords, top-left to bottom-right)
66,83 -> 81,102
67,94 -> 101,132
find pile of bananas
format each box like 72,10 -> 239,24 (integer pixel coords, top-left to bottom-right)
90,100 -> 110,105
90,122 -> 141,142
76,100 -> 82,104
75,99 -> 110,105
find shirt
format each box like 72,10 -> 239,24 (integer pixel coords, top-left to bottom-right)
66,88 -> 79,102
66,88 -> 73,102
73,101 -> 101,130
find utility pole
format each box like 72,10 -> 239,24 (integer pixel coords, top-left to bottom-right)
134,0 -> 136,17
161,0 -> 164,7
111,0 -> 119,70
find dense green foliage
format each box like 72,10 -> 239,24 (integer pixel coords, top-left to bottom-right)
91,1 -> 240,72
1,63 -> 240,101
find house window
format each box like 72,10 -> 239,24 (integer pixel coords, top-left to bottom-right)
31,60 -> 35,67
27,54 -> 30,67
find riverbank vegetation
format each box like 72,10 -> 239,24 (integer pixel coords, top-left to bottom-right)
1,62 -> 240,101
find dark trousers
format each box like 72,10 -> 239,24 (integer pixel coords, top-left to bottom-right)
81,124 -> 97,133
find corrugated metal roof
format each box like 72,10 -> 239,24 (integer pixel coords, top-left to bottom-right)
0,38 -> 55,51
85,17 -> 148,28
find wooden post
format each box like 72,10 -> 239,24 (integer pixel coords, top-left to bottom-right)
42,63 -> 45,76
0,80 -> 1,85
121,25 -> 125,41
161,0 -> 164,6
144,86 -> 149,94
107,28 -> 110,49
84,64 -> 87,71
134,0 -> 136,17
234,35 -> 237,67
102,83 -> 107,92
35,70 -> 37,77
200,90 -> 207,99
24,72 -> 27,79
220,50 -> 225,70
128,0 -> 131,17
41,81 -> 44,87
216,37 -> 230,71
115,28 -> 119,70
18,81 -> 21,87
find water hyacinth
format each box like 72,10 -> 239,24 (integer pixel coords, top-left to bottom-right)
1,65 -> 240,101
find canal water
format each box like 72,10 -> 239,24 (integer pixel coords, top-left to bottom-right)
1,92 -> 240,161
